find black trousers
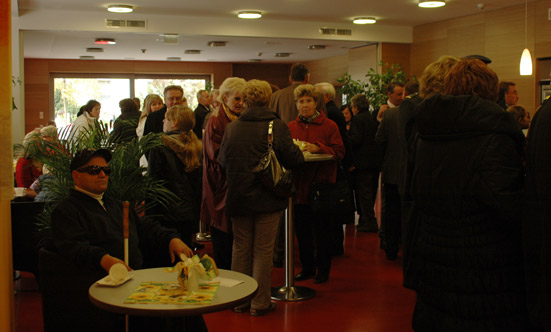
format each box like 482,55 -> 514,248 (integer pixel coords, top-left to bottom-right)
294,204 -> 334,274
355,169 -> 379,226
210,226 -> 233,270
381,182 -> 402,255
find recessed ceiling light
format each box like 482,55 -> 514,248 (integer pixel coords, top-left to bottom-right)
248,59 -> 262,63
107,4 -> 134,13
308,45 -> 326,50
185,50 -> 202,55
80,56 -> 95,60
166,57 -> 181,62
208,41 -> 227,47
418,1 -> 446,8
353,17 -> 377,24
237,11 -> 262,19
94,38 -> 116,45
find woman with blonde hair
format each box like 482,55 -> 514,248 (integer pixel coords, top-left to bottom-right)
137,94 -> 164,138
148,105 -> 202,260
201,77 -> 247,270
219,79 -> 303,316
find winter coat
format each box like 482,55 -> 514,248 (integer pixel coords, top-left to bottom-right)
523,98 -> 551,332
405,94 -> 528,331
111,108 -> 140,143
218,106 -> 304,217
148,130 -> 202,243
70,111 -> 97,142
348,107 -> 380,170
288,111 -> 345,205
200,104 -> 233,233
15,157 -> 42,188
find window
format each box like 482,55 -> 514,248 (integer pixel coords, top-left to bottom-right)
53,74 -> 210,129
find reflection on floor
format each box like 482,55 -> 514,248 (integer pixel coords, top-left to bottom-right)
15,224 -> 416,332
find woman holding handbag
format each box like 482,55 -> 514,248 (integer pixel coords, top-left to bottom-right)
219,79 -> 304,316
288,84 -> 345,284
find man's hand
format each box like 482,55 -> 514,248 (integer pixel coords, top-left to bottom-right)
100,254 -> 131,273
169,238 -> 193,263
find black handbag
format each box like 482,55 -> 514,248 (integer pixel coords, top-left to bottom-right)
310,163 -> 355,214
252,120 -> 293,198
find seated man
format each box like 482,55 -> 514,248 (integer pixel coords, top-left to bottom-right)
51,148 -> 206,331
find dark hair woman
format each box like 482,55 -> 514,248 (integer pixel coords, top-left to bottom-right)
111,98 -> 141,143
405,58 -> 528,331
70,99 -> 101,142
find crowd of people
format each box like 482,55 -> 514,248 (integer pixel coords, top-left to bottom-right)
13,57 -> 551,332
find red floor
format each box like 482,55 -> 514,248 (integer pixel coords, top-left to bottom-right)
14,225 -> 416,332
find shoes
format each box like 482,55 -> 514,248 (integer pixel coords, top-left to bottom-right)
314,273 -> 329,284
385,252 -> 398,261
295,270 -> 315,281
273,260 -> 283,268
334,246 -> 344,256
232,304 -> 250,313
250,302 -> 276,316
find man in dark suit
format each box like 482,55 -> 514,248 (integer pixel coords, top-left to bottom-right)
193,89 -> 213,139
143,85 -> 185,135
497,81 -> 519,110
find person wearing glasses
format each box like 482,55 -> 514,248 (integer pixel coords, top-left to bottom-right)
51,148 -> 193,273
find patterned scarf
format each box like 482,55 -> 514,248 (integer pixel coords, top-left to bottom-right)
299,111 -> 320,124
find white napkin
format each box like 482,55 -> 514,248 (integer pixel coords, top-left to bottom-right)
211,277 -> 243,287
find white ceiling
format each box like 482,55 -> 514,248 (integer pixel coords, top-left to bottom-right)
16,0 -> 535,63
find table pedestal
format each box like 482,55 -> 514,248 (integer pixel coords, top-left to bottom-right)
271,197 -> 316,301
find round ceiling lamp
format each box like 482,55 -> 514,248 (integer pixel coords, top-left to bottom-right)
353,17 -> 377,24
107,4 -> 134,13
418,1 -> 446,8
237,11 -> 262,19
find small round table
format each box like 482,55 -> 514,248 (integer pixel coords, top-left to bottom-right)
271,153 -> 334,301
89,268 -> 258,317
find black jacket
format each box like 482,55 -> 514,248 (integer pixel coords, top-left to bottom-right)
193,104 -> 210,139
523,98 -> 551,331
52,190 -> 180,271
326,100 -> 352,169
405,94 -> 527,330
111,109 -> 140,143
143,106 -> 167,136
148,131 -> 202,242
218,106 -> 304,217
348,107 -> 380,170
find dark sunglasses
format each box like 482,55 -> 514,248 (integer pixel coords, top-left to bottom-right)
76,165 -> 111,176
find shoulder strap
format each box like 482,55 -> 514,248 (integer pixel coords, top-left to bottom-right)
267,120 -> 274,148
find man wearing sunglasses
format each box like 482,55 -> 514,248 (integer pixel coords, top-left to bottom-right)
52,148 -> 193,274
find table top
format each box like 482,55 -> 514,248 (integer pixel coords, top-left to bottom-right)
89,268 -> 258,317
304,153 -> 334,162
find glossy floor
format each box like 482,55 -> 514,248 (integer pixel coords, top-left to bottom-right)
15,225 -> 416,332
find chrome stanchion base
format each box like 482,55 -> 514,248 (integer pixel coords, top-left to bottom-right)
271,285 -> 316,301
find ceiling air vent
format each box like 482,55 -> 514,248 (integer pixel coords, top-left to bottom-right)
185,50 -> 202,55
86,48 -> 104,53
106,19 -> 126,27
162,34 -> 179,44
274,53 -> 291,57
319,28 -> 336,35
208,41 -> 227,47
126,20 -> 146,28
337,29 -> 352,36
79,56 -> 95,60
166,57 -> 181,61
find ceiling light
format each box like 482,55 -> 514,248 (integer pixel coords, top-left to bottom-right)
520,0 -> 532,75
166,57 -> 181,62
208,41 -> 227,47
274,53 -> 291,58
248,59 -> 262,63
94,38 -> 116,45
107,4 -> 134,13
308,45 -> 326,50
418,1 -> 446,8
237,11 -> 262,19
353,17 -> 377,24
185,50 -> 202,55
79,56 -> 95,60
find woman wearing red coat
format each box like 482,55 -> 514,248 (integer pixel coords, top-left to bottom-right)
288,84 -> 345,283
200,77 -> 247,270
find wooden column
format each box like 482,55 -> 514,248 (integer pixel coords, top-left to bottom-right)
0,0 -> 15,331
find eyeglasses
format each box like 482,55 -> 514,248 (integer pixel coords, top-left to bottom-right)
76,165 -> 111,176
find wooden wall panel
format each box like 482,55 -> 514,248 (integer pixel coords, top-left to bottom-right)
381,43 -> 411,75
347,44 -> 378,82
411,2 -> 541,115
306,54 -> 348,85
231,63 -> 290,89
